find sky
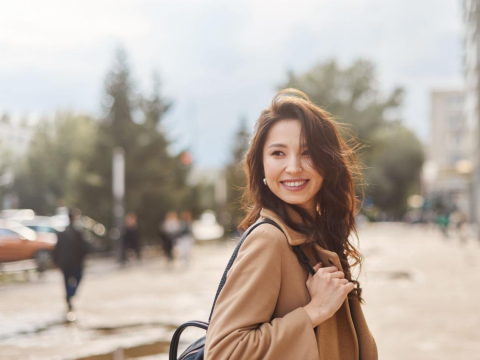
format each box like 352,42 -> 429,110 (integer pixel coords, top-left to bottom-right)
0,0 -> 463,167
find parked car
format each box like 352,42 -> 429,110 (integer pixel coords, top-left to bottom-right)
0,209 -> 35,220
19,216 -> 66,234
0,219 -> 57,272
1,209 -> 111,253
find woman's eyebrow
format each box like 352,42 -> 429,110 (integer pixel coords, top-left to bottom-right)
267,143 -> 287,149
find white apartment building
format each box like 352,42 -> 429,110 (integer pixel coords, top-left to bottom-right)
463,0 -> 480,224
426,89 -> 472,218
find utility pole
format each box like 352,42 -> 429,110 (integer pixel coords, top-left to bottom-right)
113,147 -> 125,259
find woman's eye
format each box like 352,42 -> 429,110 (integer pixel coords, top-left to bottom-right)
272,151 -> 284,156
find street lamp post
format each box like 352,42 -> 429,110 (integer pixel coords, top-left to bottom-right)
113,147 -> 125,259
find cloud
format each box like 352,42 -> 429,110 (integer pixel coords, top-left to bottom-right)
0,0 -> 463,166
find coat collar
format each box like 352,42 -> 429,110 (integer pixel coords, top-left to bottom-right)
259,207 -> 340,265
259,207 -> 312,246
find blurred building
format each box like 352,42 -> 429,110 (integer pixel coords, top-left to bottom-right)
425,89 -> 472,218
463,0 -> 480,224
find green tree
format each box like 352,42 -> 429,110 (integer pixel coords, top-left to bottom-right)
127,75 -> 191,237
367,125 -> 424,217
224,116 -> 250,231
0,114 -> 15,207
281,59 -> 424,217
75,48 -> 136,228
77,48 -> 191,237
12,112 -> 97,214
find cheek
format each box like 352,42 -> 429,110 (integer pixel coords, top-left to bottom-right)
263,158 -> 277,180
315,176 -> 325,192
307,168 -> 324,191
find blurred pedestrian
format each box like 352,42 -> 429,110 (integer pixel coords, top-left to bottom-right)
436,212 -> 450,238
176,211 -> 194,268
54,209 -> 89,313
450,209 -> 468,243
120,212 -> 141,265
159,211 -> 180,267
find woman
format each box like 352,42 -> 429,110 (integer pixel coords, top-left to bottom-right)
205,89 -> 377,359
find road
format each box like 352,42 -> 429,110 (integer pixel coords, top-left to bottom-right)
0,223 -> 479,360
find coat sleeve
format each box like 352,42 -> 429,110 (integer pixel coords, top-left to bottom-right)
204,226 -> 319,360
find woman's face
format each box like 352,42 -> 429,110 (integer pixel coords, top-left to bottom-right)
262,119 -> 324,214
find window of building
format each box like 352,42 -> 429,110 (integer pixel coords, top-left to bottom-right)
449,116 -> 462,129
450,154 -> 461,167
448,95 -> 464,107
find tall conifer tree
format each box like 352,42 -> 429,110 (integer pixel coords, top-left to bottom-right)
78,48 -> 191,237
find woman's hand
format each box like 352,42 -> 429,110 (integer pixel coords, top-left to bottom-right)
303,262 -> 354,327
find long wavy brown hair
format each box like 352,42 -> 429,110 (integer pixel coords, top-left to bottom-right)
239,88 -> 365,302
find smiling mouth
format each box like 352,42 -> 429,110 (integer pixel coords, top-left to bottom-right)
280,179 -> 310,188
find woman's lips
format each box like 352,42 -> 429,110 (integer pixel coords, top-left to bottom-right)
280,179 -> 310,191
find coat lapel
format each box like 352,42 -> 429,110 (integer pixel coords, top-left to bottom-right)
260,208 -> 361,359
305,243 -> 360,360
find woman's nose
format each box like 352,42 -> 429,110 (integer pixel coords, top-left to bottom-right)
285,155 -> 302,174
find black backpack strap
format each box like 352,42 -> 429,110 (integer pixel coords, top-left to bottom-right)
262,218 -> 316,276
208,218 -> 316,322
169,320 -> 208,360
208,219 -> 270,322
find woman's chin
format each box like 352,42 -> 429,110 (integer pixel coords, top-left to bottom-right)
280,198 -> 312,209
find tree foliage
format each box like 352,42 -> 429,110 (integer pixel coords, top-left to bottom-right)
281,59 -> 424,217
76,48 -> 191,237
224,116 -> 250,231
9,48 -> 192,238
12,112 -> 97,214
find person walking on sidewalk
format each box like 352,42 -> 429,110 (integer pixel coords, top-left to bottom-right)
176,211 -> 194,268
159,211 -> 180,267
54,210 -> 89,313
205,89 -> 378,359
120,212 -> 141,265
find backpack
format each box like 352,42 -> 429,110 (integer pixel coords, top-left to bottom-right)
168,218 -> 315,360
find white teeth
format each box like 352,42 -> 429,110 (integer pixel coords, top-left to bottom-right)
284,181 -> 307,187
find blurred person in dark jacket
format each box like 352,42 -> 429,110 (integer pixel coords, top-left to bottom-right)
54,210 -> 89,312
120,212 -> 141,265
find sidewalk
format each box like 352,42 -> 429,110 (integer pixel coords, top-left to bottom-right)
0,223 -> 479,359
359,223 -> 480,360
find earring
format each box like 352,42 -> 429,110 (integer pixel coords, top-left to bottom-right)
263,178 -> 267,185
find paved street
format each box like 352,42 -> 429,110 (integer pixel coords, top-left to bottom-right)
0,223 -> 479,360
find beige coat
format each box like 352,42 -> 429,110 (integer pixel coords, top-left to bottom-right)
205,208 -> 378,360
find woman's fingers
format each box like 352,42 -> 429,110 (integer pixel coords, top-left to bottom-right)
312,262 -> 323,272
330,271 -> 345,279
319,266 -> 339,273
345,282 -> 355,292
310,264 -> 353,288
